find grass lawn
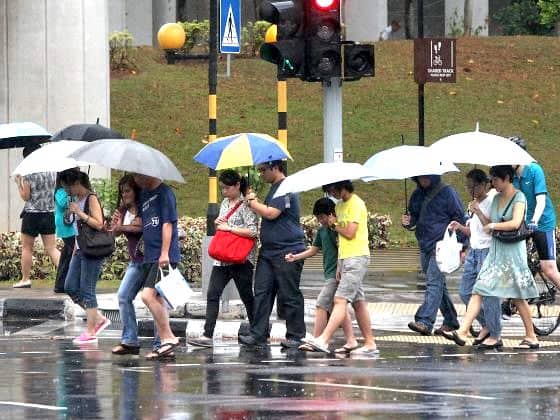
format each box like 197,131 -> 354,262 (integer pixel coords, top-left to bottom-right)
111,36 -> 560,246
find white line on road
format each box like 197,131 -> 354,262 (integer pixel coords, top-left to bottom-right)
0,401 -> 67,411
260,379 -> 498,400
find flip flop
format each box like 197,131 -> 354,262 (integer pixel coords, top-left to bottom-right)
298,343 -> 315,352
145,349 -> 176,361
442,330 -> 466,346
334,344 -> 359,354
302,338 -> 331,354
156,341 -> 180,357
472,332 -> 491,346
350,346 -> 380,356
12,280 -> 31,289
513,339 -> 540,350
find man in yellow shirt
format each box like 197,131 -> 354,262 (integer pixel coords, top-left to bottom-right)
304,180 -> 378,355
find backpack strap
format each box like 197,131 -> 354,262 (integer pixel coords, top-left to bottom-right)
418,182 -> 447,222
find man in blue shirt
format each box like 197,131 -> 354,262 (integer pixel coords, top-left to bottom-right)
239,160 -> 307,348
510,136 -> 560,288
134,173 -> 181,359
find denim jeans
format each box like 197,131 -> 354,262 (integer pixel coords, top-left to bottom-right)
250,255 -> 305,342
64,250 -> 104,309
55,236 -> 75,291
117,262 -> 144,346
204,261 -> 254,338
415,251 -> 459,330
460,248 -> 502,337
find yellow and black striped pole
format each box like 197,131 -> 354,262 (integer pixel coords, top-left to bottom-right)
207,0 -> 219,235
277,76 -> 287,172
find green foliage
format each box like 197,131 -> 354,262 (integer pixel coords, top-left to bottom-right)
91,178 -> 119,219
538,0 -> 560,25
109,30 -> 137,71
242,21 -> 273,57
494,0 -> 555,35
179,20 -> 210,54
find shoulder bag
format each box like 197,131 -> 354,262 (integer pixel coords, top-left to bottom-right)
208,201 -> 256,264
492,192 -> 533,243
77,194 -> 116,258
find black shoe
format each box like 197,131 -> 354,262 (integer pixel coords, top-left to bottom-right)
53,289 -> 65,294
476,339 -> 503,350
280,339 -> 303,349
408,321 -> 432,336
238,334 -> 267,348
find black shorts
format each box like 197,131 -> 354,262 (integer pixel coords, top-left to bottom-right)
533,230 -> 556,261
21,211 -> 55,237
142,262 -> 178,289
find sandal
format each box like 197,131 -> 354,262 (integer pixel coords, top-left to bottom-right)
334,344 -> 359,354
298,343 -> 315,352
112,343 -> 140,355
13,280 -> 31,289
156,340 -> 180,357
514,339 -> 539,350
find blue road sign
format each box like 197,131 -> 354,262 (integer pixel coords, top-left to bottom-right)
220,0 -> 241,54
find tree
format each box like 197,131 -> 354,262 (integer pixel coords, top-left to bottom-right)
494,0 -> 555,35
538,0 -> 560,26
464,0 -> 473,36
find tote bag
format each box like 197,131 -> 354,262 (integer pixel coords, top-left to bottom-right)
435,225 -> 463,274
155,267 -> 194,310
208,201 -> 255,264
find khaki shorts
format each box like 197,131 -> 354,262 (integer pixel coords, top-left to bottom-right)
335,256 -> 368,303
316,277 -> 338,313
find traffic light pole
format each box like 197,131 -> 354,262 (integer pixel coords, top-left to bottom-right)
323,77 -> 343,162
417,0 -> 425,146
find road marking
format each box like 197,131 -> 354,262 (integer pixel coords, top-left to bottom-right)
397,355 -> 431,359
260,379 -> 498,401
441,353 -> 474,357
0,401 -> 67,411
20,351 -> 51,355
261,360 -> 295,363
166,363 -> 201,367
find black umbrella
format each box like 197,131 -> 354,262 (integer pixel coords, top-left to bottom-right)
0,122 -> 52,150
51,123 -> 124,142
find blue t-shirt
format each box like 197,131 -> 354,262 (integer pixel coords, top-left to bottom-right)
138,183 -> 181,264
513,162 -> 556,232
54,187 -> 76,239
259,180 -> 306,258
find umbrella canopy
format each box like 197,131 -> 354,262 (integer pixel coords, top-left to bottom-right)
273,161 -> 375,198
0,122 -> 51,150
363,145 -> 459,180
51,123 -> 123,142
193,133 -> 292,170
429,126 -> 536,166
11,140 -> 93,176
68,139 -> 184,183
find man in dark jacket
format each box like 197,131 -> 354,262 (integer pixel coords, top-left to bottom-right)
402,175 -> 467,336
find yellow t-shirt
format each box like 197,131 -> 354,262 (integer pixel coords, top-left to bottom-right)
336,193 -> 370,259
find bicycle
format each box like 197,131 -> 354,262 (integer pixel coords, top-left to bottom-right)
470,238 -> 560,337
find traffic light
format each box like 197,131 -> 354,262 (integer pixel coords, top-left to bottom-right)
259,1 -> 306,78
342,42 -> 375,81
305,0 -> 342,81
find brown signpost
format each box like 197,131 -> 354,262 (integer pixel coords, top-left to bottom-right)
414,38 -> 456,84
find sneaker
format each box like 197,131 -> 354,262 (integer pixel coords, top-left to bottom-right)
408,321 -> 432,336
187,336 -> 214,348
280,339 -> 303,349
94,317 -> 111,335
73,333 -> 98,345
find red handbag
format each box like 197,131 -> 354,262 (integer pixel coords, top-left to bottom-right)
208,201 -> 255,264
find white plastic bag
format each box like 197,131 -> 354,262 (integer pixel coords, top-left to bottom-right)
155,267 -> 194,310
435,226 -> 463,274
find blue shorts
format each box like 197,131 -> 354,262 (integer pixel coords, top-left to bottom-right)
533,230 -> 556,261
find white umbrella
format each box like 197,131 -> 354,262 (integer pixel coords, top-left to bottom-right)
273,161 -> 375,198
68,139 -> 185,183
363,145 -> 459,181
11,140 -> 93,176
429,124 -> 536,166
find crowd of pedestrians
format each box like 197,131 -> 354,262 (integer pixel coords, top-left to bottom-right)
11,135 -> 558,357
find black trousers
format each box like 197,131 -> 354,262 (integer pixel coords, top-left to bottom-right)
55,236 -> 75,291
250,254 -> 305,342
204,261 -> 255,338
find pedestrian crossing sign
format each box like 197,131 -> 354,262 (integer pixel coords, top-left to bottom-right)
220,0 -> 241,54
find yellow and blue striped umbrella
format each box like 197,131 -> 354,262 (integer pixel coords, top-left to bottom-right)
193,132 -> 292,170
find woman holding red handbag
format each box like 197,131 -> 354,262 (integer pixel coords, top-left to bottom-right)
188,169 -> 257,347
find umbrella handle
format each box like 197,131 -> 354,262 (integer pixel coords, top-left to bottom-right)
401,134 -> 408,213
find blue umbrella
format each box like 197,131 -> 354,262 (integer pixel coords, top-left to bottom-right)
193,132 -> 292,170
0,122 -> 51,150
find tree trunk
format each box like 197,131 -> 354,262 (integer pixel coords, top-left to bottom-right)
464,0 -> 473,36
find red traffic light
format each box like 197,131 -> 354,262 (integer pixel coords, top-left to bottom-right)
312,0 -> 337,10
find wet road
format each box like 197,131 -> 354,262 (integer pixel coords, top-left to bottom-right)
1,325 -> 560,419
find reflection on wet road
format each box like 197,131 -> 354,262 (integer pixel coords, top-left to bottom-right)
1,335 -> 560,418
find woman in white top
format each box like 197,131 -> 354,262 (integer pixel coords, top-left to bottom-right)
449,169 -> 502,349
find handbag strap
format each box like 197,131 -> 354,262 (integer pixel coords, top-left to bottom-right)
500,191 -> 520,219
224,201 -> 243,221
